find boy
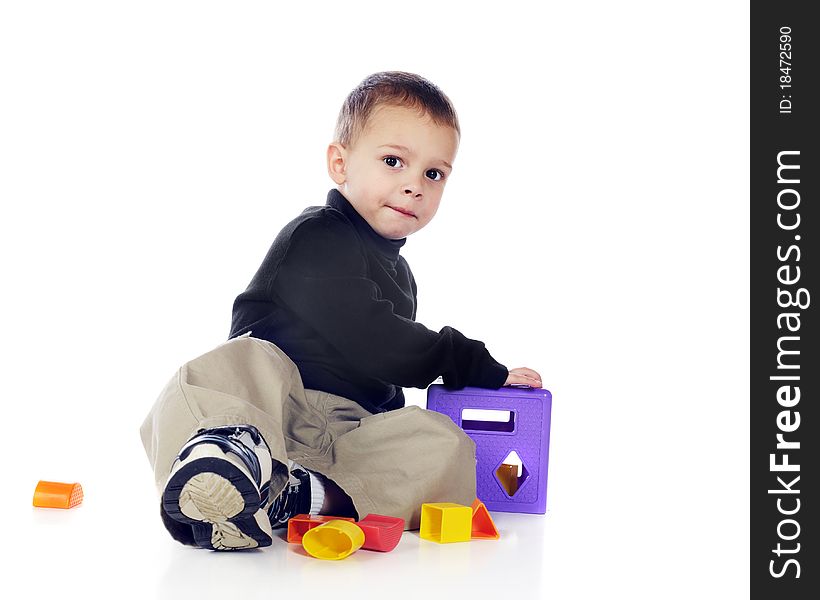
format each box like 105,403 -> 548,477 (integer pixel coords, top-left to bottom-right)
140,71 -> 541,551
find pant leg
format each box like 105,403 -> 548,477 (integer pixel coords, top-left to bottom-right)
140,335 -> 477,534
139,334 -> 311,500
288,393 -> 477,530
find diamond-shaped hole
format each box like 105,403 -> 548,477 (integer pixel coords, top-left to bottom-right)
495,450 -> 529,497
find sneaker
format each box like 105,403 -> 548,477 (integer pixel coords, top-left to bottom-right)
266,461 -> 318,529
161,425 -> 274,550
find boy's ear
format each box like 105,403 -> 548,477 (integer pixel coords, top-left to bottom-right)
326,142 -> 347,184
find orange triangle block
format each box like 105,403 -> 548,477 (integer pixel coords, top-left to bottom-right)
471,498 -> 500,540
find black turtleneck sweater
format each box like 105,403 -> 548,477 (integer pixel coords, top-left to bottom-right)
229,189 -> 508,413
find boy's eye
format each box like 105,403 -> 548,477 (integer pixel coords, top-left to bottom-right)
383,156 -> 445,181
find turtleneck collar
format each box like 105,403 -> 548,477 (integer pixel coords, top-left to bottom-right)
326,188 -> 406,263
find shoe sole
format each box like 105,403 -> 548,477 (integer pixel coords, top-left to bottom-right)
162,453 -> 272,550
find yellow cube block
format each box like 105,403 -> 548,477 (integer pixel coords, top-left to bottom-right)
419,503 -> 472,543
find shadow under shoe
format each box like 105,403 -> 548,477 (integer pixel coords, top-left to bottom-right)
161,426 -> 274,550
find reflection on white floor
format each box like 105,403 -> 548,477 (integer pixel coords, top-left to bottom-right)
155,512 -> 546,600
18,467 -> 549,600
11,431 -> 749,600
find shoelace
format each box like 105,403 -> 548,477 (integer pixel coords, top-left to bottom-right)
178,426 -> 264,487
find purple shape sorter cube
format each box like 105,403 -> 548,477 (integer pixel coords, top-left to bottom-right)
426,384 -> 552,514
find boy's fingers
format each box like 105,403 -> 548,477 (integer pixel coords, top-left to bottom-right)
510,367 -> 538,375
509,367 -> 542,383
504,368 -> 543,388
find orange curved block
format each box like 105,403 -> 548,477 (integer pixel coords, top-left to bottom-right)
33,481 -> 84,509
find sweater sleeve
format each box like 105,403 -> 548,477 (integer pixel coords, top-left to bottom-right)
269,216 -> 508,390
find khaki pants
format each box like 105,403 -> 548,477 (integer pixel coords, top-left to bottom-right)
140,335 -> 476,532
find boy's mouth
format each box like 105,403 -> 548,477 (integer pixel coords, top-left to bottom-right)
388,205 -> 417,218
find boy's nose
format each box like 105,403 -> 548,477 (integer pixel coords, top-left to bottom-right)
403,187 -> 422,198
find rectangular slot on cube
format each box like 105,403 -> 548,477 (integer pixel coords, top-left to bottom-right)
461,408 -> 515,433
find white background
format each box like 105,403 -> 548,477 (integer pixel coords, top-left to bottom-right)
0,1 -> 749,598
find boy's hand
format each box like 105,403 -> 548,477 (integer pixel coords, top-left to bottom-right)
503,367 -> 542,388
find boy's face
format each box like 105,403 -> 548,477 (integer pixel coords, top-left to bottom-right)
327,103 -> 459,240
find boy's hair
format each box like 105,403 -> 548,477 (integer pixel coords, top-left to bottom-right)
334,71 -> 460,147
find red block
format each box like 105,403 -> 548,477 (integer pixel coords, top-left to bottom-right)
357,514 -> 405,552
